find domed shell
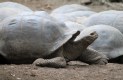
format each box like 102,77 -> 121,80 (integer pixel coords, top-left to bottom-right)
51,11 -> 94,23
84,10 -> 123,33
64,21 -> 85,31
0,12 -> 77,61
64,11 -> 96,17
51,4 -> 91,14
19,11 -> 54,20
81,25 -> 123,59
0,2 -> 32,21
50,13 -> 75,22
0,2 -> 32,11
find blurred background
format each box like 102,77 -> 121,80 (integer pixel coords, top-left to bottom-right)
0,0 -> 123,12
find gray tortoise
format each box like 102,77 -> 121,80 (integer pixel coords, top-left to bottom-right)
81,25 -> 123,63
64,21 -> 86,31
51,11 -> 96,23
19,11 -> 54,19
84,10 -> 123,34
0,12 -> 107,68
51,4 -> 91,14
0,2 -> 32,11
0,2 -> 32,21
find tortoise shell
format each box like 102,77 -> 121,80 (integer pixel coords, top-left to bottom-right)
0,11 -> 77,63
84,10 -> 123,33
81,25 -> 123,59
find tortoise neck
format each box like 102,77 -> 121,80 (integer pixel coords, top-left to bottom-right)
63,41 -> 88,61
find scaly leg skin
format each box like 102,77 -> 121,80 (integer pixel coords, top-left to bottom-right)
33,57 -> 66,68
33,47 -> 67,68
78,48 -> 108,65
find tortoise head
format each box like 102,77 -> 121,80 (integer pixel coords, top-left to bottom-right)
70,31 -> 98,46
62,31 -> 98,61
80,31 -> 98,45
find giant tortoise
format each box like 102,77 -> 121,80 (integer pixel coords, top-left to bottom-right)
64,21 -> 86,31
0,12 -> 107,68
80,25 -> 123,63
51,11 -> 96,23
0,2 -> 32,11
84,10 -> 123,34
0,2 -> 32,21
51,4 -> 91,14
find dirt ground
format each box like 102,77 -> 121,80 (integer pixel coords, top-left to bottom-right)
0,62 -> 123,80
0,0 -> 123,80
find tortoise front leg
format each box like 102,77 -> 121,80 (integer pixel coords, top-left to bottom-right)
33,47 -> 67,68
77,48 -> 108,65
33,57 -> 66,68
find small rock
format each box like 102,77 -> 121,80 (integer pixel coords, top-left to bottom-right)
17,77 -> 21,80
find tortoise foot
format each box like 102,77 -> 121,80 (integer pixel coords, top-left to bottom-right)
33,57 -> 67,68
90,58 -> 108,65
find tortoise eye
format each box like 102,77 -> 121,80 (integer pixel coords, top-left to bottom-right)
90,31 -> 96,35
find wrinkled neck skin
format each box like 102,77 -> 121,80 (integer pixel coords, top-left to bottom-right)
43,47 -> 64,59
63,39 -> 90,61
